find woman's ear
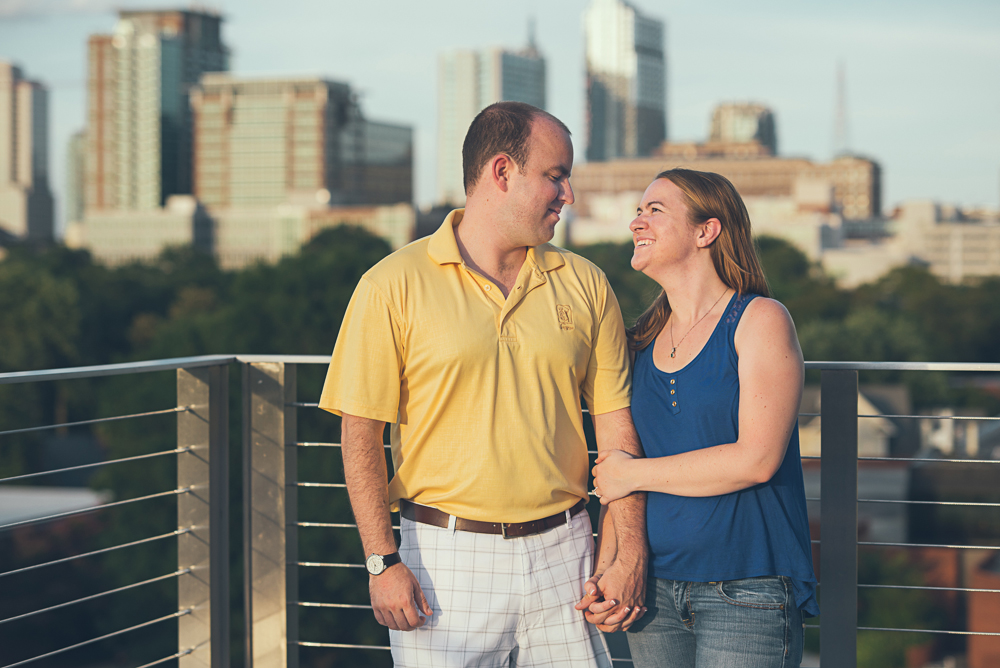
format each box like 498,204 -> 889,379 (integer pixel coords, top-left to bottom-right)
697,218 -> 722,247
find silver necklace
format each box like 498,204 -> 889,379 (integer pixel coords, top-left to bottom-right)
669,288 -> 730,358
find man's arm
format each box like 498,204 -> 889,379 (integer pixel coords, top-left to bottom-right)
587,406 -> 648,632
341,413 -> 432,631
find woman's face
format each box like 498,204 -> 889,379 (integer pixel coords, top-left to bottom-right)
629,178 -> 700,275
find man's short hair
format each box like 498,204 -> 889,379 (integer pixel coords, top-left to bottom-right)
462,101 -> 571,195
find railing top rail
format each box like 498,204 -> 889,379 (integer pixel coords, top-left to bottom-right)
3,356 -> 999,386
236,354 -> 330,364
0,355 -> 236,385
804,361 -> 1000,372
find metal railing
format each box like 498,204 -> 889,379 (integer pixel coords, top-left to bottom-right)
3,355 -> 1000,667
0,356 -> 232,668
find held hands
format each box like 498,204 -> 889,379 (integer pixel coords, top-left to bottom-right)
370,563 -> 433,631
592,449 -> 638,505
575,561 -> 646,632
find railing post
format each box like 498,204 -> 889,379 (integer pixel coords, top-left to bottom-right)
177,363 -> 230,668
244,362 -> 298,668
820,369 -> 859,668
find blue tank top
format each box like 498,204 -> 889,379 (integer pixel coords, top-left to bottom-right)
632,292 -> 819,615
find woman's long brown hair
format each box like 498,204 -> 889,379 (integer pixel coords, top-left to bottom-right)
627,169 -> 770,351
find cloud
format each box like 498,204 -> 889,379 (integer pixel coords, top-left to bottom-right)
0,0 -> 119,20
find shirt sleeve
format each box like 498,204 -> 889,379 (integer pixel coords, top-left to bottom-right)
581,276 -> 632,415
318,276 -> 403,423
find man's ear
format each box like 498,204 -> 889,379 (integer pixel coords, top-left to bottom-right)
697,218 -> 722,248
490,153 -> 515,193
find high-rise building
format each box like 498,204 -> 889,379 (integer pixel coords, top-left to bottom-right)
584,0 -> 666,162
436,38 -> 546,205
0,61 -> 54,242
85,9 -> 227,212
65,130 -> 86,228
709,103 -> 777,155
190,74 -> 412,208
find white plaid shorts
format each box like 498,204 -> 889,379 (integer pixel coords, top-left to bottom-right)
390,506 -> 612,667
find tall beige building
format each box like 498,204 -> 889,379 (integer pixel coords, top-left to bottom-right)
191,74 -> 412,208
85,9 -> 227,212
0,62 -> 53,242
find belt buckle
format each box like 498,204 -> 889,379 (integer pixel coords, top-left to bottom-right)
500,522 -> 512,539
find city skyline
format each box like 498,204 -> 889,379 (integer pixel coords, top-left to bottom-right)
0,0 -> 998,235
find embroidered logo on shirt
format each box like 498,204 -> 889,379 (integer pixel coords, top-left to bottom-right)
556,305 -> 574,330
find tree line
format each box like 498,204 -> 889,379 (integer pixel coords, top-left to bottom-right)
1,227 -> 998,667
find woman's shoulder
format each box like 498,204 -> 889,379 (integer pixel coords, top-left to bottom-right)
734,297 -> 798,354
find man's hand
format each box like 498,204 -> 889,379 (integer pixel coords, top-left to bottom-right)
592,449 -> 638,504
581,558 -> 646,632
370,563 -> 433,631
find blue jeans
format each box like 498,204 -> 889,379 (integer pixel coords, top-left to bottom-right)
627,576 -> 803,668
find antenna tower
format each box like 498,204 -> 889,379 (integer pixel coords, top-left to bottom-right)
833,62 -> 849,157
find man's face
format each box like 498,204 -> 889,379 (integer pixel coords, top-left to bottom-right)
505,118 -> 575,247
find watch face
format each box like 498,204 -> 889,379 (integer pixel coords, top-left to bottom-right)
366,554 -> 385,575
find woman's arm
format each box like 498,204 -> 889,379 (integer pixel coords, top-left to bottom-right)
593,298 -> 803,500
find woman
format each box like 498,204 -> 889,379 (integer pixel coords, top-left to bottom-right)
591,169 -> 817,667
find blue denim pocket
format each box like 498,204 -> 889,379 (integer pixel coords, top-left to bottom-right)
714,576 -> 788,610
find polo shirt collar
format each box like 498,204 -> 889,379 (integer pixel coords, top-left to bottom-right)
426,207 -> 566,273
427,209 -> 465,265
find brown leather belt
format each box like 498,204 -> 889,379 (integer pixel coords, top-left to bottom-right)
399,499 -> 588,539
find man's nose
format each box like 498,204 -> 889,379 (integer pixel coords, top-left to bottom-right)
629,215 -> 644,231
561,179 -> 575,205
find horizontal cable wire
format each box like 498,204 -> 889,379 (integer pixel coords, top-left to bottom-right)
804,497 -> 1000,508
860,540 -> 1000,550
860,455 -> 1000,464
297,442 -> 390,450
294,522 -> 399,530
297,561 -> 365,569
858,583 -> 1000,594
133,646 -> 198,668
0,487 -> 190,532
295,601 -> 372,610
297,482 -> 346,489
297,641 -> 391,650
857,413 -> 1000,422
0,568 -> 190,626
0,528 -> 190,579
858,626 -> 1000,637
0,447 -> 193,484
0,608 -> 192,668
798,455 -> 999,464
0,406 -> 188,438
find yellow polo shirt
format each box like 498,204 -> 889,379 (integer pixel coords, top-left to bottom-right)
319,209 -> 631,522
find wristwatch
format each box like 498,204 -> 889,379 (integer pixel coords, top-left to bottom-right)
365,552 -> 401,575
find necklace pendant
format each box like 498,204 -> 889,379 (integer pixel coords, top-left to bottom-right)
670,347 -> 676,358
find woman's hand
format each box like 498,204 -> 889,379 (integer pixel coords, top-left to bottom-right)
592,449 -> 638,504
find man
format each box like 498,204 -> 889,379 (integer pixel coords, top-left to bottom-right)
319,101 -> 646,666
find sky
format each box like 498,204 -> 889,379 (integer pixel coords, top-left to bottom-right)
1,0 -> 998,235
